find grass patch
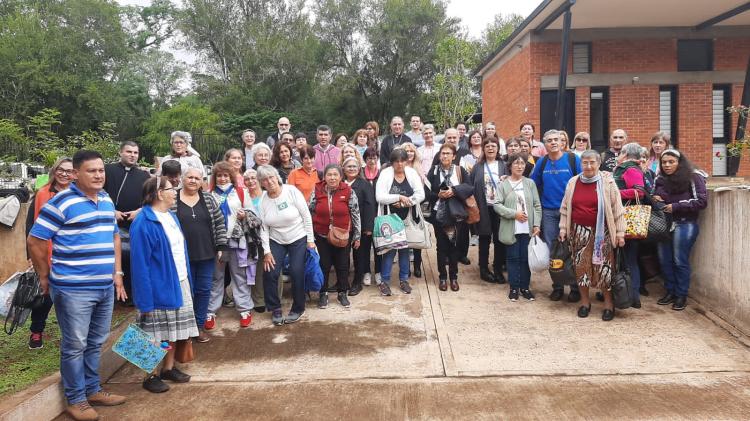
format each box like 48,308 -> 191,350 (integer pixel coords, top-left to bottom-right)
0,305 -> 133,398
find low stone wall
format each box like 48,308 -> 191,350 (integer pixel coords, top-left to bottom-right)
690,188 -> 750,336
0,203 -> 30,282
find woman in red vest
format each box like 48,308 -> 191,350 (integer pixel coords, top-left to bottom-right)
25,157 -> 73,350
309,164 -> 361,309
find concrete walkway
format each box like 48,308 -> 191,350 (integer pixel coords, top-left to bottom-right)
57,246 -> 750,420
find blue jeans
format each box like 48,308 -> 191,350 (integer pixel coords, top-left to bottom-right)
51,286 -> 114,405
264,237 -> 307,314
542,208 -> 578,292
506,234 -> 531,289
381,248 -> 410,285
658,222 -> 699,297
624,240 -> 641,302
190,258 -> 215,327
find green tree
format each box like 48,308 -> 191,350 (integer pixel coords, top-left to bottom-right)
428,36 -> 479,129
476,13 -> 525,65
141,97 -> 222,157
121,0 -> 180,51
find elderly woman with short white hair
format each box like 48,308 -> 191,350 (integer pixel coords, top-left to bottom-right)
257,165 -> 315,326
252,143 -> 272,168
159,131 -> 205,179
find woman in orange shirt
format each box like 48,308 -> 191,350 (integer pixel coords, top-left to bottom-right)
286,144 -> 319,202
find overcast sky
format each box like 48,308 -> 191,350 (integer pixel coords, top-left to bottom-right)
117,0 -> 540,38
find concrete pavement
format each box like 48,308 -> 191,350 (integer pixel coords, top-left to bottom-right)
57,246 -> 750,420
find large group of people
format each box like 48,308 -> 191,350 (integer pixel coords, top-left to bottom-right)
25,114 -> 709,421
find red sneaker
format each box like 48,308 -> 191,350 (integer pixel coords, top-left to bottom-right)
239,311 -> 252,328
204,314 -> 216,330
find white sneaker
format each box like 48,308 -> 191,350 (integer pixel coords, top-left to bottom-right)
470,235 -> 479,246
374,273 -> 382,285
363,273 -> 372,286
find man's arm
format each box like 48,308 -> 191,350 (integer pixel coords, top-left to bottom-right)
27,235 -> 51,294
113,233 -> 127,301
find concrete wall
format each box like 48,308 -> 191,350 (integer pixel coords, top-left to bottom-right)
0,203 -> 29,282
690,188 -> 750,336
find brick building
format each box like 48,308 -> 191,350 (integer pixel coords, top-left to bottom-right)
477,0 -> 750,176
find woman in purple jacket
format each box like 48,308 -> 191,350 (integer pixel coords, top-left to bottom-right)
652,149 -> 707,311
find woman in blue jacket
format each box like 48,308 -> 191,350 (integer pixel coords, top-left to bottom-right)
130,176 -> 198,394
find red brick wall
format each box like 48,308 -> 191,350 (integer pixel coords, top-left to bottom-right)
592,39 -> 676,73
714,38 -> 750,71
608,85 -> 661,147
481,47 -> 532,139
575,86 -> 591,135
678,83 -> 713,172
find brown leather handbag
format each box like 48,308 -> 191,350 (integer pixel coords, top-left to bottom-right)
327,191 -> 350,248
174,339 -> 194,363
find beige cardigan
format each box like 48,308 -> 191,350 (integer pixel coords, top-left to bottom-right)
558,173 -> 625,246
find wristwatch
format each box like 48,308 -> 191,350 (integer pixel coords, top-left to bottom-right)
115,271 -> 125,276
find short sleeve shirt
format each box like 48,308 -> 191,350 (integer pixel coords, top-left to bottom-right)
29,183 -> 117,290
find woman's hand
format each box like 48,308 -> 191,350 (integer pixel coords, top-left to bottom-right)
307,242 -> 316,250
236,209 -> 246,220
353,240 -> 361,250
216,251 -> 223,261
559,229 -> 567,242
616,233 -> 625,248
515,211 -> 528,222
663,204 -> 673,213
438,189 -> 454,199
263,253 -> 276,272
399,195 -> 412,206
652,195 -> 664,202
531,226 -> 540,237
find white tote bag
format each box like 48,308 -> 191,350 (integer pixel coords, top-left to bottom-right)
403,204 -> 432,250
527,236 -> 550,273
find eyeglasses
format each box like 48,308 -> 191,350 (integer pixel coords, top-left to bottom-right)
278,123 -> 290,127
160,187 -> 176,192
575,138 -> 588,142
56,169 -> 73,175
172,141 -> 186,145
365,156 -> 378,161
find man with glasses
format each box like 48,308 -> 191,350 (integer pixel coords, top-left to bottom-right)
530,130 -> 582,302
600,129 -> 627,172
266,116 -> 291,148
104,141 -> 149,304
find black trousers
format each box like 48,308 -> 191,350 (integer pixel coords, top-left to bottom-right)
457,221 -> 470,259
29,294 -> 54,334
316,234 -> 351,292
479,211 -> 505,272
435,225 -> 461,279
353,233 -> 373,285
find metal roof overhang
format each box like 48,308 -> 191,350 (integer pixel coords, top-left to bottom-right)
476,0 -> 750,77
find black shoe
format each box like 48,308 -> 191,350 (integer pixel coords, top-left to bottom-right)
549,289 -> 564,301
631,300 -> 642,309
508,288 -> 519,302
657,293 -> 676,306
577,305 -> 591,318
639,286 -> 649,296
567,290 -> 581,303
495,271 -> 506,284
253,306 -> 266,314
520,289 -> 535,301
458,256 -> 471,265
672,296 -> 687,311
480,267 -> 497,283
28,332 -> 43,350
595,292 -> 605,302
161,367 -> 191,383
602,308 -> 615,321
413,266 -> 422,278
379,283 -> 392,296
143,375 -> 170,393
348,283 -> 363,296
337,292 -> 351,308
318,293 -> 329,309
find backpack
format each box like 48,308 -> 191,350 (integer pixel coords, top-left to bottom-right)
536,152 -> 579,199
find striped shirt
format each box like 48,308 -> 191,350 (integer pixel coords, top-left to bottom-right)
29,183 -> 118,290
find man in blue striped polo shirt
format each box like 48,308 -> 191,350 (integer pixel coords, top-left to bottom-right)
28,150 -> 128,421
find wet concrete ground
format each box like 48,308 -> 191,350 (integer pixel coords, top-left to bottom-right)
57,246 -> 750,420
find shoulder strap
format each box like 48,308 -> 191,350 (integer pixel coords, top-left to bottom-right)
568,152 -> 578,176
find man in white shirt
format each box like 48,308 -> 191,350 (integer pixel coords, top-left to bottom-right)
406,115 -> 425,147
418,124 -> 439,176
242,129 -> 256,170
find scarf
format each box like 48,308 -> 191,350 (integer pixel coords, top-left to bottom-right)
579,173 -> 606,265
214,183 -> 234,228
